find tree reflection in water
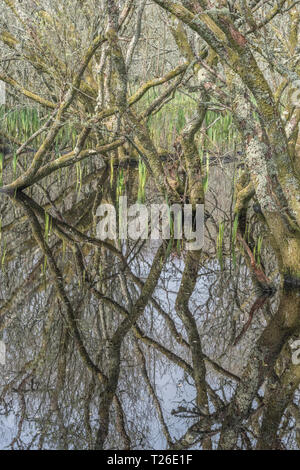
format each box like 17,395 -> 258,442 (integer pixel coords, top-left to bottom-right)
0,163 -> 299,451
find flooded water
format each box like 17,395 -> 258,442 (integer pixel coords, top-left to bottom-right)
0,161 -> 299,451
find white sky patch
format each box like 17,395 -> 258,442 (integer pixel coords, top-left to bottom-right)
0,81 -> 6,106
0,341 -> 5,365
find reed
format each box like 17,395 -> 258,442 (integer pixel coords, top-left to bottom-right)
217,221 -> 225,270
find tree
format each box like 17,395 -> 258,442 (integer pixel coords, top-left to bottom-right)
0,0 -> 300,450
